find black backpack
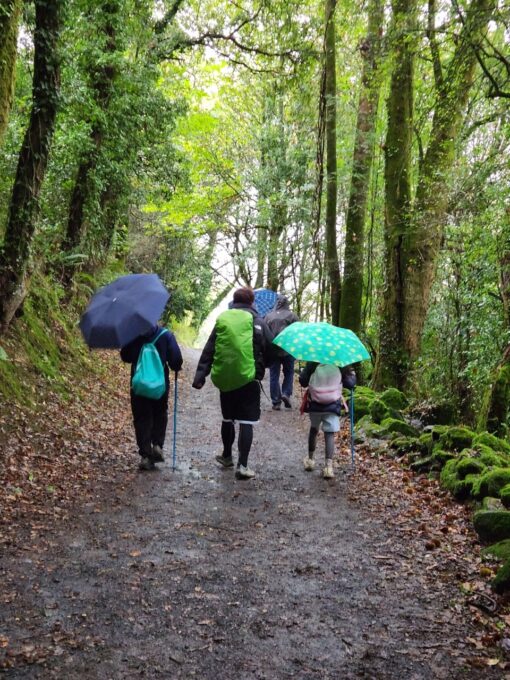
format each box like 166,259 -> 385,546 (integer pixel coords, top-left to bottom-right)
341,365 -> 357,390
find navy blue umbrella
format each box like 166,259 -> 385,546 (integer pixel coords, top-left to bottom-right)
79,274 -> 170,349
253,288 -> 278,316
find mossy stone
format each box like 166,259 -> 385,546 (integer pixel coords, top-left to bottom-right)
472,468 -> 510,500
431,425 -> 450,442
474,445 -> 508,468
355,386 -> 376,401
380,388 -> 409,411
438,426 -> 475,452
431,448 -> 456,466
440,459 -> 476,499
456,457 -> 486,480
370,399 -> 390,424
390,436 -> 421,455
353,396 -> 372,423
355,416 -> 386,439
418,432 -> 433,454
481,539 -> 510,561
492,560 -> 510,593
473,432 -> 510,455
500,484 -> 510,509
482,497 -> 505,511
380,417 -> 419,438
410,455 -> 436,473
473,510 -> 510,543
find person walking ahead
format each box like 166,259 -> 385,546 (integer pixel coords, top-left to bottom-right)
192,287 -> 273,480
265,296 -> 299,410
299,362 -> 348,479
121,325 -> 183,470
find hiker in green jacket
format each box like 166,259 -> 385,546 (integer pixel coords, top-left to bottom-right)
192,287 -> 274,479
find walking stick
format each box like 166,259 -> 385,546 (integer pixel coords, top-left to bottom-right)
350,388 -> 355,469
172,372 -> 178,471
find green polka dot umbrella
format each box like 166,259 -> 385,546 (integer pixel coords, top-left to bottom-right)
273,322 -> 370,367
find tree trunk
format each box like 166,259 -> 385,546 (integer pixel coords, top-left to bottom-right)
62,2 -> 118,280
0,0 -> 22,144
266,92 -> 287,292
479,206 -> 510,435
374,0 -> 496,389
401,0 -> 497,363
373,0 -> 416,389
324,0 -> 341,325
0,0 -> 62,332
339,0 -> 384,334
255,225 -> 267,288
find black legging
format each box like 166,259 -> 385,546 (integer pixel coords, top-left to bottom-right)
221,421 -> 253,467
308,427 -> 335,460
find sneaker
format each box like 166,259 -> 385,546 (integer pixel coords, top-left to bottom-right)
139,457 -> 155,471
152,444 -> 165,462
303,456 -> 315,471
272,403 -> 281,411
281,395 -> 292,409
235,464 -> 255,480
323,461 -> 334,479
215,454 -> 234,468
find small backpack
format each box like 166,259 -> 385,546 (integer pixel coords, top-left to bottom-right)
211,309 -> 256,392
131,329 -> 168,399
341,365 -> 357,390
308,364 -> 343,404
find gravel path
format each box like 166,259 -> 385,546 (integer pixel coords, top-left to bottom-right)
0,349 -> 500,679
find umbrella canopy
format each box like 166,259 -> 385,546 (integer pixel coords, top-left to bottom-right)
253,288 -> 278,316
79,273 -> 169,349
273,322 -> 370,367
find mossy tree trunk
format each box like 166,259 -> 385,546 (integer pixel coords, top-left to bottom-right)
0,0 -> 62,333
324,0 -> 341,325
61,1 -> 119,281
374,0 -> 496,390
401,0 -> 497,366
373,0 -> 416,389
0,0 -> 22,144
479,206 -> 510,436
339,0 -> 384,334
266,91 -> 287,292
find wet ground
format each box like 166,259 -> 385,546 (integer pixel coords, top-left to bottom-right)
0,349 -> 502,678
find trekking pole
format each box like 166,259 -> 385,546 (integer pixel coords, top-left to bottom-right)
350,388 -> 355,469
172,372 -> 178,471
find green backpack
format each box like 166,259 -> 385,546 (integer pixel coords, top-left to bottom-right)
131,329 -> 168,399
211,309 -> 256,392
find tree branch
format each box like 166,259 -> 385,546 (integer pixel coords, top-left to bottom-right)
426,0 -> 443,89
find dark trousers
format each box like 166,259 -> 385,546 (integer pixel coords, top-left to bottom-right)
130,390 -> 168,458
269,355 -> 295,405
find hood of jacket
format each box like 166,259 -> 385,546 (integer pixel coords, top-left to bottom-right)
274,295 -> 290,311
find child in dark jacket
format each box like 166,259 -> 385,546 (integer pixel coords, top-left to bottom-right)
299,362 -> 348,479
121,325 -> 182,470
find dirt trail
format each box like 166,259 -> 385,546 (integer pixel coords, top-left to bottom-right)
0,349 -> 500,678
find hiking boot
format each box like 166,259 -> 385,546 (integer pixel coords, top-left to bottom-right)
272,403 -> 281,411
139,456 -> 155,471
281,395 -> 292,409
303,456 -> 315,472
215,454 -> 234,468
323,461 -> 334,479
152,444 -> 165,462
235,464 -> 255,480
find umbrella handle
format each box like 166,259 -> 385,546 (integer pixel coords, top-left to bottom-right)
172,372 -> 178,471
350,389 -> 355,469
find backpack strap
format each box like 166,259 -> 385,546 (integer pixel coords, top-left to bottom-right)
150,328 -> 168,345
